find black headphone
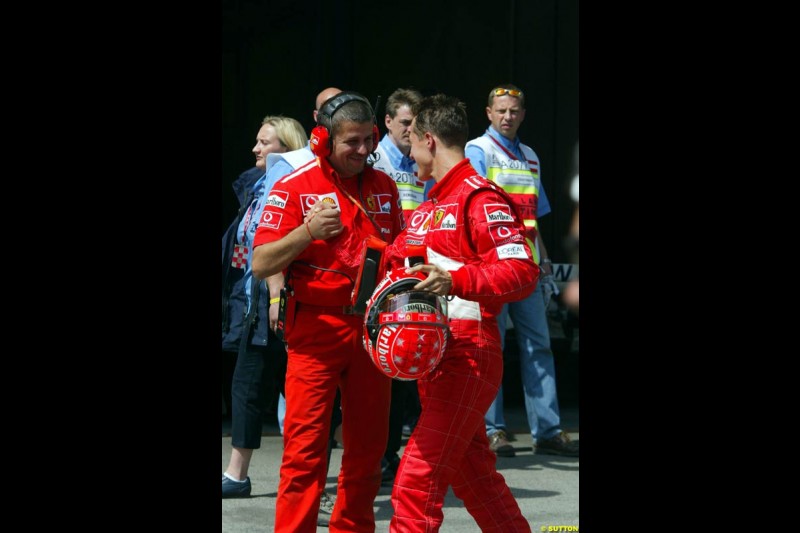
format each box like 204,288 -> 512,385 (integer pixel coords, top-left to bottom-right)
310,92 -> 380,158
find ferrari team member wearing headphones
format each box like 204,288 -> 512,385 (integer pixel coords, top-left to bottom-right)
382,94 -> 538,532
251,91 -> 405,532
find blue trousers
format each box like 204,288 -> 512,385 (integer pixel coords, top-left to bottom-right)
484,282 -> 562,442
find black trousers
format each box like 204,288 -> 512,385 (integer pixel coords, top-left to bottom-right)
230,329 -> 286,449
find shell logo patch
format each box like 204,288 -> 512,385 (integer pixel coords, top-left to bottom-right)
300,192 -> 340,215
318,192 -> 339,209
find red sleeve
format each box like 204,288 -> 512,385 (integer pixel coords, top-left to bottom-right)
382,229 -> 407,273
449,190 -> 538,304
252,182 -> 302,248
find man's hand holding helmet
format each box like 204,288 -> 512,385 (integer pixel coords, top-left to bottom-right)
405,263 -> 452,296
363,269 -> 450,381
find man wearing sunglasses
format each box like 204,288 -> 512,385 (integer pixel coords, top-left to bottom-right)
465,84 -> 579,458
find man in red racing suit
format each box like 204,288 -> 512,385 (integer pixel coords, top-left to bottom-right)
252,92 -> 405,532
383,94 -> 538,532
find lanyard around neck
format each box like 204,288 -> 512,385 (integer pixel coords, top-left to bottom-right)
488,134 -> 522,162
320,156 -> 386,240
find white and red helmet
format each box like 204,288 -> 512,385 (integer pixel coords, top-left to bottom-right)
363,270 -> 450,381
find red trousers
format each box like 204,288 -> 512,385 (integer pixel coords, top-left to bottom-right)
275,308 -> 391,532
389,319 -> 531,532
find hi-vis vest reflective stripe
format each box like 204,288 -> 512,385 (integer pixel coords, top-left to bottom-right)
396,183 -> 425,213
372,143 -> 423,214
466,135 -> 542,263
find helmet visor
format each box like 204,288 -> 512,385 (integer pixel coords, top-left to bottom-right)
377,290 -> 447,325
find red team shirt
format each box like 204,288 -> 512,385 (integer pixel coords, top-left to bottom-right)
252,158 -> 405,306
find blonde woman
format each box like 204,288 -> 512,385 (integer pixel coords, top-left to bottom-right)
222,115 -> 306,498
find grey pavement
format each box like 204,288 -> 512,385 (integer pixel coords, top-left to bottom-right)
222,406 -> 579,532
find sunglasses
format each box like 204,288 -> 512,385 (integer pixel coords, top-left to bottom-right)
492,88 -> 523,97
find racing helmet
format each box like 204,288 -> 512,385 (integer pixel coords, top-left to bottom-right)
363,270 -> 450,381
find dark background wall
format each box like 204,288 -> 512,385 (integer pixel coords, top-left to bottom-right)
222,0 -> 578,263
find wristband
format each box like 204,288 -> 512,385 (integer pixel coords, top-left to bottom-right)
269,297 -> 280,305
305,219 -> 316,241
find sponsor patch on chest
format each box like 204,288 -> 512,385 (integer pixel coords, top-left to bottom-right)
300,192 -> 340,215
408,210 -> 432,236
365,193 -> 392,214
431,203 -> 458,231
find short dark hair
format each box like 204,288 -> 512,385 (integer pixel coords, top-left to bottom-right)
385,88 -> 423,118
316,91 -> 375,138
412,94 -> 468,148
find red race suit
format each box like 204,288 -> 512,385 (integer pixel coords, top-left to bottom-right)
383,159 -> 538,532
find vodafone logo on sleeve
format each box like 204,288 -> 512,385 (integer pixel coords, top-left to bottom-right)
488,225 -> 524,247
258,210 -> 283,230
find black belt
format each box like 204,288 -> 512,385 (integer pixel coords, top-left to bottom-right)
296,302 -> 360,316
